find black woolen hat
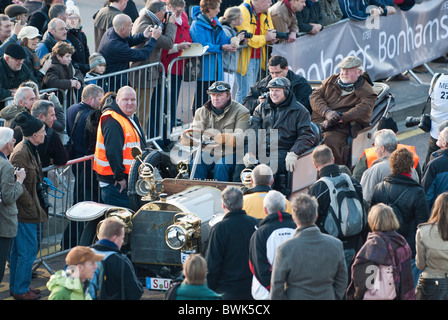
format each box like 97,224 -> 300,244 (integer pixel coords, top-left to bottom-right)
4,43 -> 27,60
14,111 -> 44,137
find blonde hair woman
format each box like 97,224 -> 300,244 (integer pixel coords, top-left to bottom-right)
346,203 -> 416,300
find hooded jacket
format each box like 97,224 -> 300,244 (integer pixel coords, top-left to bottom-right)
47,270 -> 92,300
189,6 -> 232,82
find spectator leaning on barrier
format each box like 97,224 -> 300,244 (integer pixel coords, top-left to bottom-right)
98,13 -> 161,92
189,0 -> 243,114
295,0 -> 324,35
93,0 -> 128,52
310,55 -> 376,167
235,0 -> 276,104
243,55 -> 312,115
0,127 -> 25,284
269,0 -> 305,43
270,193 -> 347,300
318,0 -> 343,26
9,111 -> 47,300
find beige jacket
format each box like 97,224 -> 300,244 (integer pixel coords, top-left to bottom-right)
416,223 -> 448,278
190,100 -> 250,158
269,0 -> 299,35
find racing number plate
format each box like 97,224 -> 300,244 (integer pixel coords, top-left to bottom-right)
146,277 -> 173,290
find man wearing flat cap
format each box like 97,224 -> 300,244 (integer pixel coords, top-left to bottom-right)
9,111 -> 47,300
0,43 -> 36,109
181,81 -> 250,181
5,4 -> 28,24
310,55 -> 377,166
47,246 -> 105,300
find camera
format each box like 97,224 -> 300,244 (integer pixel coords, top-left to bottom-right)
240,30 -> 253,39
275,31 -> 290,39
36,181 -> 51,211
404,114 -> 431,132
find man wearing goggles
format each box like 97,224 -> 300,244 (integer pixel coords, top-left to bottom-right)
310,55 -> 377,167
181,81 -> 250,181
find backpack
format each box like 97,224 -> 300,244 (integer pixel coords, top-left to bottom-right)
88,250 -> 123,300
379,182 -> 409,237
318,173 -> 366,238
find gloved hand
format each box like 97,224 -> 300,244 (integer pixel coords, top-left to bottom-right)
324,110 -> 341,123
285,152 -> 299,172
320,119 -> 336,132
214,133 -> 235,147
243,153 -> 258,167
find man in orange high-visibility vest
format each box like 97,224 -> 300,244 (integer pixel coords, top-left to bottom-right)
93,86 -> 147,208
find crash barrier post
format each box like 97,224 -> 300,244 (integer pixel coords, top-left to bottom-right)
33,155 -> 98,274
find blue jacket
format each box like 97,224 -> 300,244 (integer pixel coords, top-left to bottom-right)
189,6 -> 231,81
338,0 -> 389,21
422,148 -> 448,209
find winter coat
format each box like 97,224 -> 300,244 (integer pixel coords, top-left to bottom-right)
67,28 -> 91,75
249,211 -> 296,299
43,58 -> 84,91
189,6 -> 232,82
319,0 -> 343,26
422,148 -> 448,209
251,90 -> 317,156
37,126 -> 68,168
243,185 -> 292,220
161,11 -> 192,76
236,0 -> 274,76
221,24 -> 239,74
130,10 -> 177,87
47,270 -> 92,300
269,0 -> 299,35
0,153 -> 23,238
295,0 -> 324,33
271,225 -> 347,300
205,209 -> 258,299
416,223 -> 448,279
308,163 -> 366,249
346,231 -> 416,300
371,173 -> 430,257
93,5 -> 122,52
9,140 -> 47,224
243,69 -> 312,114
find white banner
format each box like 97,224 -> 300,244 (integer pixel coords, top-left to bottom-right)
272,0 -> 448,81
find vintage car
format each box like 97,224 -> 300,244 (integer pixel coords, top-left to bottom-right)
66,81 -> 394,290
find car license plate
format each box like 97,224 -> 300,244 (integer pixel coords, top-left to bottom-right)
146,277 -> 173,290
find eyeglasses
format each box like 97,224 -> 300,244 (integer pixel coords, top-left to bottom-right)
208,84 -> 229,92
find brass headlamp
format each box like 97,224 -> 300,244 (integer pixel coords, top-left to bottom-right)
165,213 -> 201,253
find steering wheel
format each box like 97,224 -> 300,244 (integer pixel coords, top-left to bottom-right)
182,128 -> 220,148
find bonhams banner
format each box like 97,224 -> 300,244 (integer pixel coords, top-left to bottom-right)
272,0 -> 448,81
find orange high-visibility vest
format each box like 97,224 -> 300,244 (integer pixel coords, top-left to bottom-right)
364,144 -> 419,169
93,110 -> 141,176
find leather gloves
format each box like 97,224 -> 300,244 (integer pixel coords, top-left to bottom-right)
285,152 -> 299,172
324,110 -> 341,123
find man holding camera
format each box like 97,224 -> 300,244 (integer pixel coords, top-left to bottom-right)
9,111 -> 47,300
235,0 -> 277,104
269,0 -> 306,42
310,55 -> 376,166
